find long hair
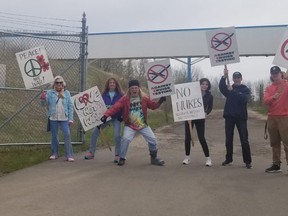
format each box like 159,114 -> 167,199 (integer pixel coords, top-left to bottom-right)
199,78 -> 211,91
102,77 -> 124,96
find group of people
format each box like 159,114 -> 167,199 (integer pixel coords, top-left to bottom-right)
40,65 -> 288,173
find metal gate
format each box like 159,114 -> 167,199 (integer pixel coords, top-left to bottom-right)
0,14 -> 88,145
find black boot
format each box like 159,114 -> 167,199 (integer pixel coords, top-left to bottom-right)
150,150 -> 165,166
118,158 -> 126,166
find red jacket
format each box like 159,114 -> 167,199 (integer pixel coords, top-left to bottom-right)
104,94 -> 162,125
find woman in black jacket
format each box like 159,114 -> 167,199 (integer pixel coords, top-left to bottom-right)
182,78 -> 214,166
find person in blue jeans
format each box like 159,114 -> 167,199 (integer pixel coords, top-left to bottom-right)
100,79 -> 166,166
84,77 -> 124,162
40,76 -> 75,162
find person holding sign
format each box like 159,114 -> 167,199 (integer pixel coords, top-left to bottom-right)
219,69 -> 252,169
84,77 -> 124,163
100,79 -> 166,166
40,76 -> 75,162
263,66 -> 288,173
182,78 -> 214,167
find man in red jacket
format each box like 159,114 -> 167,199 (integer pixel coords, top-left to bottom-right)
263,66 -> 288,173
100,79 -> 166,166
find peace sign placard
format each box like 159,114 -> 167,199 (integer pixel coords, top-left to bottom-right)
144,59 -> 175,99
16,46 -> 54,89
206,26 -> 240,67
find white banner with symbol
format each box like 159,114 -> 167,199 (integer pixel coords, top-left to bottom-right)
171,82 -> 205,122
15,46 -> 54,89
72,86 -> 108,132
144,59 -> 175,99
206,26 -> 240,67
273,28 -> 288,69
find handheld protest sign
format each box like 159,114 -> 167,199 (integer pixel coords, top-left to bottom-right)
273,28 -> 288,69
171,82 -> 205,122
72,86 -> 108,132
144,59 -> 175,99
206,27 -> 240,67
16,46 -> 54,89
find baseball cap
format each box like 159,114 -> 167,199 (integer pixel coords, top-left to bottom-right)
232,72 -> 242,78
270,66 -> 281,74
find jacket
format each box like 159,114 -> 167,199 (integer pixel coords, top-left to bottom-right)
102,91 -> 123,119
203,91 -> 213,115
41,89 -> 74,121
104,94 -> 161,125
219,76 -> 250,120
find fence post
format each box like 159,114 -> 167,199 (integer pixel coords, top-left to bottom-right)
79,12 -> 88,143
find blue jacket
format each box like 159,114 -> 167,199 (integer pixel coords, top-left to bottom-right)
41,89 -> 74,121
219,76 -> 250,120
102,91 -> 122,119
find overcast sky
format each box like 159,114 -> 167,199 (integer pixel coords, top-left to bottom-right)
1,0 -> 288,82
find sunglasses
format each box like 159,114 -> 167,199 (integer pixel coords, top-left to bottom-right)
55,82 -> 63,84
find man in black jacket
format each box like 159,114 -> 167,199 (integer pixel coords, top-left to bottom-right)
219,69 -> 252,169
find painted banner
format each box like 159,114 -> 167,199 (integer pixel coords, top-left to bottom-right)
15,46 -> 54,89
273,28 -> 288,69
144,59 -> 175,99
72,86 -> 107,132
206,26 -> 240,66
171,82 -> 205,122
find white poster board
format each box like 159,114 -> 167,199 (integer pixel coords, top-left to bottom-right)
15,46 -> 54,89
72,86 -> 107,132
273,28 -> 288,69
144,59 -> 175,99
0,64 -> 6,88
171,82 -> 205,122
206,26 -> 240,66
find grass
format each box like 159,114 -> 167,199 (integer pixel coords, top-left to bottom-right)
0,109 -> 173,176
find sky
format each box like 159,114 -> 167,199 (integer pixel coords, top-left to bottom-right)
1,0 -> 288,83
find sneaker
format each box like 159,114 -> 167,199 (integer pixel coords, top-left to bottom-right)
182,156 -> 190,165
114,155 -> 120,163
222,160 -> 233,166
118,158 -> 126,166
84,152 -> 94,160
49,155 -> 57,160
205,157 -> 212,167
265,164 -> 282,173
67,157 -> 75,162
246,163 -> 253,169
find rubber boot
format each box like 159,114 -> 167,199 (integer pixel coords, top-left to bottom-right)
150,150 -> 165,166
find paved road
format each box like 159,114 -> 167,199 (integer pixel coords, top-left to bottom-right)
0,110 -> 287,216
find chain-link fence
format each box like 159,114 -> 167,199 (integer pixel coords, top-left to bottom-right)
0,17 -> 88,145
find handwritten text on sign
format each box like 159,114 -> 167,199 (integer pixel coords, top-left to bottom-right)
171,82 -> 205,122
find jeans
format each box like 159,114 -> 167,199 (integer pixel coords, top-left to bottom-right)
225,117 -> 251,164
120,126 -> 158,158
50,120 -> 73,158
88,118 -> 121,156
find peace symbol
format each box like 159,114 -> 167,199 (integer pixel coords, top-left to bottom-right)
24,59 -> 42,77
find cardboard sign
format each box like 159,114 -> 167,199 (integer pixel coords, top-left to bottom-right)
171,82 -> 205,122
273,28 -> 288,69
72,86 -> 107,132
206,27 -> 240,66
16,46 -> 54,89
144,59 -> 175,99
